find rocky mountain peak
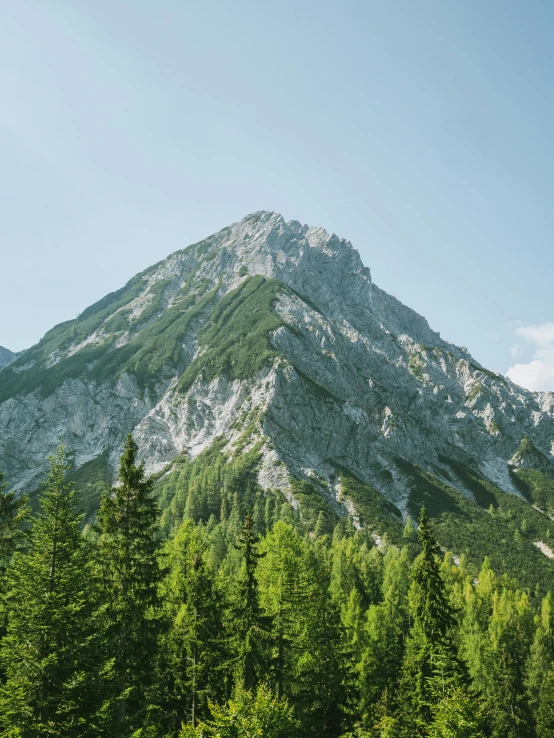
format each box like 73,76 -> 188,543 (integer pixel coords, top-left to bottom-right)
3,211 -> 554,594
2,211 -> 554,583
154,210 -> 367,290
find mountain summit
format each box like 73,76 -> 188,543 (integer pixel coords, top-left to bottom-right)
2,211 -> 554,581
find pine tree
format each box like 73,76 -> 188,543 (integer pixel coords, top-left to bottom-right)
226,492 -> 242,540
229,514 -> 270,691
180,685 -> 298,738
359,544 -> 412,727
252,493 -> 265,535
96,434 -> 161,737
258,521 -> 308,699
396,509 -> 461,737
485,585 -> 535,738
410,510 -> 455,642
159,520 -> 226,733
458,558 -> 496,702
294,544 -> 353,736
314,510 -> 332,538
0,447 -> 96,737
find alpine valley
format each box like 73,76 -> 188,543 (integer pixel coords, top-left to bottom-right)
2,211 -> 554,587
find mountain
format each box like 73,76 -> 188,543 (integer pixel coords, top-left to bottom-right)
0,346 -> 16,369
2,211 -> 554,583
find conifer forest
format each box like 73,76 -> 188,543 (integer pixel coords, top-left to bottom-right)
1,437 -> 553,737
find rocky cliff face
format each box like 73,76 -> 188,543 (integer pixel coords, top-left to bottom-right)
1,212 -> 553,526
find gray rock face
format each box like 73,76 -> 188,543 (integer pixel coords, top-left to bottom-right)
0,374 -> 152,492
0,346 -> 16,369
1,211 -> 553,514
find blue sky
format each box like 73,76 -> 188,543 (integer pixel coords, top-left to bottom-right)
1,1 -> 553,390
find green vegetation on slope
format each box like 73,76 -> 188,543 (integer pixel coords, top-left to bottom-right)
398,457 -> 554,593
153,436 -> 278,536
0,275 -> 291,404
514,434 -> 534,462
68,451 -> 111,520
408,353 -> 425,381
0,276 -> 146,402
332,466 -> 404,543
0,276 -> 218,401
152,431 -> 342,541
511,467 -> 554,518
26,450 -> 111,523
101,277 -> 217,390
177,276 -> 285,394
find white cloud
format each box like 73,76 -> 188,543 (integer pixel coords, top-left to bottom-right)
506,323 -> 554,392
506,360 -> 554,392
515,322 -> 554,347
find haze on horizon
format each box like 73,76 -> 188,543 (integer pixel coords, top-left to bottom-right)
1,1 -> 554,391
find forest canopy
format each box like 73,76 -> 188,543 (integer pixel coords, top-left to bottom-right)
1,438 -> 553,738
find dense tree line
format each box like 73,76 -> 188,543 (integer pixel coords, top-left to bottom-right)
1,437 -> 554,737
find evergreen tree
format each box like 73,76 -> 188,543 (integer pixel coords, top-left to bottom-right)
428,685 -> 485,738
410,510 -> 455,642
96,434 -> 161,737
258,521 -> 308,699
485,585 -> 535,738
227,492 -> 242,540
458,558 -> 496,704
396,509 -> 461,737
359,546 -> 411,727
294,544 -> 353,736
158,520 -> 226,733
229,514 -> 270,691
180,685 -> 298,738
252,494 -> 265,536
0,447 -> 96,737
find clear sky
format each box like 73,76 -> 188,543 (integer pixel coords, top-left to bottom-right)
1,1 -> 553,390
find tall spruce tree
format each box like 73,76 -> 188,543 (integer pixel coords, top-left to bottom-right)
359,546 -> 411,729
396,509 -> 461,737
294,544 -> 352,737
96,434 -> 161,737
258,521 -> 308,700
0,447 -> 95,737
484,586 -> 535,738
229,514 -> 270,691
158,520 -> 226,733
